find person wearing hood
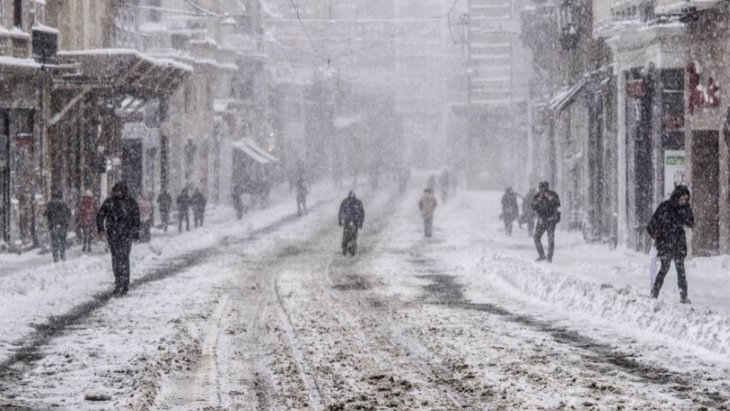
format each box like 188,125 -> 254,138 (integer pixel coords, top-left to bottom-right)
97,182 -> 140,296
418,188 -> 438,237
646,185 -> 694,303
77,190 -> 99,252
338,191 -> 365,256
532,181 -> 561,262
45,192 -> 71,262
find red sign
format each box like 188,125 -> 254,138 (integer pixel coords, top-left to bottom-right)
688,62 -> 721,115
626,79 -> 646,98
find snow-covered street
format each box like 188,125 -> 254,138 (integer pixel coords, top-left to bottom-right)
1,180 -> 729,410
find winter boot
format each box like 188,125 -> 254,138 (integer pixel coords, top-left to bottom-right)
535,255 -> 546,262
680,297 -> 691,304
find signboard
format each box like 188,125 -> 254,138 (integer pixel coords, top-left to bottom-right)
664,150 -> 686,199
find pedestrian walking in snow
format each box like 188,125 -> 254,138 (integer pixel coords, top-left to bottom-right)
45,192 -> 71,262
439,169 -> 450,204
418,188 -> 438,237
501,187 -> 519,235
232,184 -> 246,220
157,190 -> 172,232
522,188 -> 537,236
191,188 -> 207,228
136,192 -> 153,242
97,182 -> 140,297
339,191 -> 365,256
77,190 -> 99,252
177,188 -> 191,233
296,177 -> 309,216
532,182 -> 561,262
646,185 -> 694,304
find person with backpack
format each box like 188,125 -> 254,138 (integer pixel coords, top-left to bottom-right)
418,188 -> 438,237
646,185 -> 694,303
338,191 -> 365,256
532,181 -> 561,262
97,182 -> 140,296
45,192 -> 72,262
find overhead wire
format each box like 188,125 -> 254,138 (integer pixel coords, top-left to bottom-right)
287,0 -> 331,65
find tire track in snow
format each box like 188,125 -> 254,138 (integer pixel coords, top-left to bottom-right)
0,199 -> 334,380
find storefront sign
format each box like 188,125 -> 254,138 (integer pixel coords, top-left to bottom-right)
626,79 -> 646,98
664,150 -> 686,199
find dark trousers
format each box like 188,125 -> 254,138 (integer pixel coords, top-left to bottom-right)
110,238 -> 132,293
178,211 -> 190,232
534,220 -> 556,259
194,211 -> 204,228
423,217 -> 433,237
503,217 -> 515,235
50,226 -> 67,262
160,210 -> 170,232
81,227 -> 94,252
526,216 -> 536,237
342,223 -> 359,256
651,257 -> 687,300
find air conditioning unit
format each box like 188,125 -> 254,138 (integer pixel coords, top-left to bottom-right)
32,25 -> 58,64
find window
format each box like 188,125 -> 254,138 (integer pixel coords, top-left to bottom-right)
14,0 -> 22,28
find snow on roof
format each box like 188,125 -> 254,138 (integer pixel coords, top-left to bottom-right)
59,49 -> 193,72
32,23 -> 59,35
150,50 -> 237,71
242,138 -> 278,162
0,56 -> 42,69
232,140 -> 271,164
9,27 -> 30,39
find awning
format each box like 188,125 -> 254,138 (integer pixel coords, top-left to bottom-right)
548,79 -> 587,114
56,49 -> 193,99
232,140 -> 271,165
242,138 -> 278,162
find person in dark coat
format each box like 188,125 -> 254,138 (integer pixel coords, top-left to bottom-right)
646,185 -> 694,303
532,181 -> 561,262
338,191 -> 365,256
191,188 -> 207,228
45,192 -> 71,262
522,188 -> 537,236
97,182 -> 140,296
177,188 -> 190,233
501,187 -> 519,235
157,190 -> 172,232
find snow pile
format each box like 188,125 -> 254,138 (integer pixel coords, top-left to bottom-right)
483,253 -> 730,356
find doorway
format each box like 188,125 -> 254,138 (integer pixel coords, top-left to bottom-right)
691,130 -> 720,256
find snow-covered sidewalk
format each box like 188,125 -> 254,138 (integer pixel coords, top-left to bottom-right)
0,183 -> 338,361
380,189 -> 730,358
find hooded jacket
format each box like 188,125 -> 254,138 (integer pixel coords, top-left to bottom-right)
646,185 -> 694,259
419,191 -> 438,219
97,182 -> 140,241
339,192 -> 365,228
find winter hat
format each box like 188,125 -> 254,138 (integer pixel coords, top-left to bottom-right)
671,185 -> 690,201
112,181 -> 128,197
539,181 -> 549,190
348,191 -> 356,199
